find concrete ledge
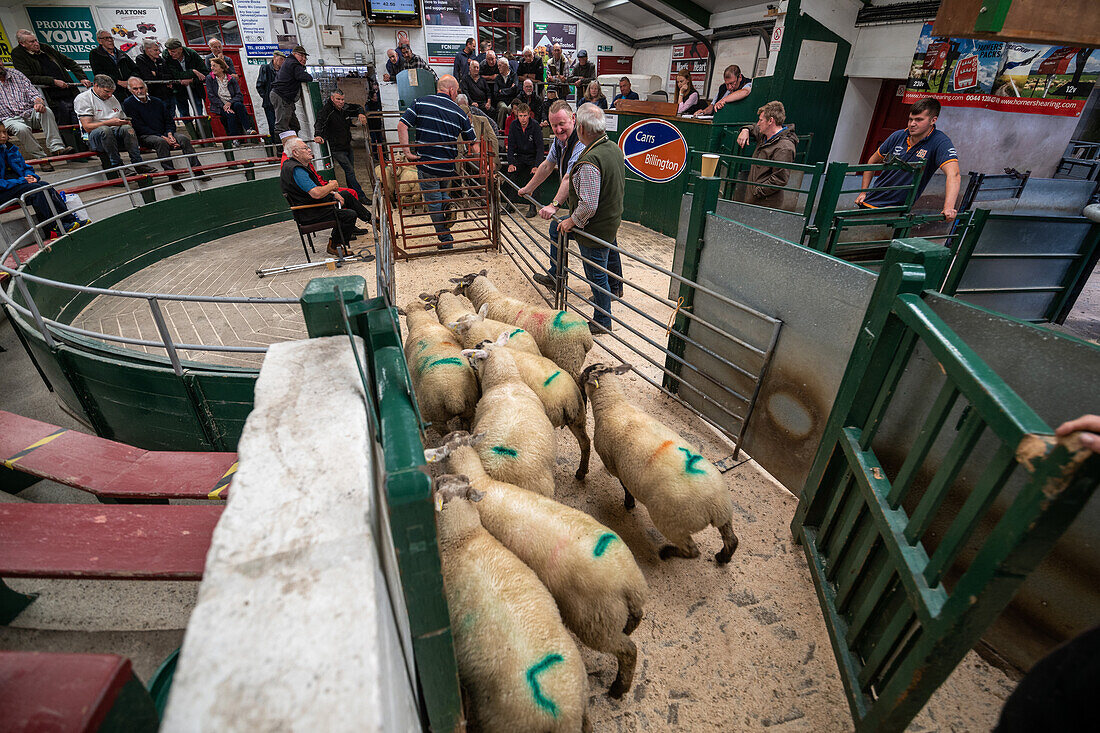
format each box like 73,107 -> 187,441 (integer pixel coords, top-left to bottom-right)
163,335 -> 419,732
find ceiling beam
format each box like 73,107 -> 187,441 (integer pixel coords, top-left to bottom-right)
593,0 -> 632,10
639,0 -> 711,29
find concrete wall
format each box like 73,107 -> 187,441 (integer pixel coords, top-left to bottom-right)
827,76 -> 879,164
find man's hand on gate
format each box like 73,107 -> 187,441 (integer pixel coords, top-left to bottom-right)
313,136 -> 324,144
53,79 -> 68,88
517,184 -> 532,197
855,192 -> 867,206
507,164 -> 516,172
557,216 -> 576,232
942,207 -> 957,221
537,203 -> 556,219
737,129 -> 749,148
1057,414 -> 1100,451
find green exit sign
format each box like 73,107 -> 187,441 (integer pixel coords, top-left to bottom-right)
598,45 -> 612,52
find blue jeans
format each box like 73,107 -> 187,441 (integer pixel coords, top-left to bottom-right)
418,168 -> 453,244
548,219 -> 623,327
1,180 -> 77,233
88,125 -> 143,167
332,149 -> 366,200
217,100 -> 252,135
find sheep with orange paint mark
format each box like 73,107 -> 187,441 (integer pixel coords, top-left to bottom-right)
453,271 -> 592,380
581,363 -> 738,564
427,440 -> 647,696
434,475 -> 591,732
400,300 -> 478,428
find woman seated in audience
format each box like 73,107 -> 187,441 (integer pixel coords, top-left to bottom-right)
578,80 -> 608,110
675,69 -> 705,115
0,127 -> 85,236
204,58 -> 254,144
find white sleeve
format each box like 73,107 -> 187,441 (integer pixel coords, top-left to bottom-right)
73,92 -> 94,118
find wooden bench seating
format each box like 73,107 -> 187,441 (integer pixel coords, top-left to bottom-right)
0,410 -> 237,501
0,651 -> 159,732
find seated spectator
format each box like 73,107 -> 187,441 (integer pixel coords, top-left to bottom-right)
612,77 -> 639,107
493,58 -> 518,129
460,61 -> 492,114
134,39 -> 174,110
0,126 -> 85,236
579,81 -> 608,110
123,77 -> 206,192
75,75 -> 153,175
517,46 -> 543,83
205,58 -> 255,144
674,69 -> 705,115
204,39 -> 236,77
514,78 -> 543,125
505,102 -> 544,216
280,137 -> 363,258
480,51 -> 500,83
11,29 -> 90,126
163,38 -> 209,116
89,30 -> 136,102
0,61 -> 72,168
278,131 -> 372,226
383,49 -> 402,82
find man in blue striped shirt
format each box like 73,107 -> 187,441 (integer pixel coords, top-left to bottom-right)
398,75 -> 479,248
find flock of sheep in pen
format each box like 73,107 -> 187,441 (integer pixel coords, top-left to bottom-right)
404,271 -> 739,732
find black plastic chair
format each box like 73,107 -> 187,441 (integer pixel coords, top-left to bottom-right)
282,194 -> 349,261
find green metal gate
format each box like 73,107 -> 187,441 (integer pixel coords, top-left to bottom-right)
791,239 -> 1100,731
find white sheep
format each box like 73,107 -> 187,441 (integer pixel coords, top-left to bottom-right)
581,363 -> 738,564
454,271 -> 592,380
400,300 -> 478,428
434,475 -> 590,732
461,333 -> 590,480
469,346 -> 558,496
431,290 -> 542,357
431,443 -> 646,697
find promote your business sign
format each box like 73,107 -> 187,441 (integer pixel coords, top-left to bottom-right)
618,119 -> 688,183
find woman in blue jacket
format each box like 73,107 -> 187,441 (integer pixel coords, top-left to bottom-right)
0,127 -> 84,236
204,58 -> 255,142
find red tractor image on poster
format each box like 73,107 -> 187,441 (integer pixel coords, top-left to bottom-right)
137,22 -> 157,34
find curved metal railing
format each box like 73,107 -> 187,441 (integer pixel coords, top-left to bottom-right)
0,143 -> 310,374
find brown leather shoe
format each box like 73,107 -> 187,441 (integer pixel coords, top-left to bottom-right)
326,240 -> 343,257
38,161 -> 55,172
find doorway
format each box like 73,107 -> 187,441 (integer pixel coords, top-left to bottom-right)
860,79 -> 909,163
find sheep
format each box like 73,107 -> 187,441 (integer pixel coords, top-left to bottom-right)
375,154 -> 423,208
453,271 -> 592,380
434,475 -> 591,733
400,300 -> 478,428
581,363 -> 738,564
430,290 -> 542,357
463,334 -> 590,480
430,439 -> 647,697
469,345 -> 558,496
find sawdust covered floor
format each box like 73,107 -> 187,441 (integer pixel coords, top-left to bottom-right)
396,217 -> 1015,731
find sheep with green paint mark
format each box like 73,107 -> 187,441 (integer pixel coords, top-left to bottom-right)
432,290 -> 542,357
434,475 -> 591,732
400,301 -> 478,428
469,346 -> 558,496
429,447 -> 646,697
454,271 -> 592,380
463,333 -> 590,479
582,363 -> 739,564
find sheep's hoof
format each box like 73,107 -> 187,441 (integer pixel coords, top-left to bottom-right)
658,545 -> 677,560
608,680 -> 628,699
575,468 -> 587,480
715,548 -> 735,565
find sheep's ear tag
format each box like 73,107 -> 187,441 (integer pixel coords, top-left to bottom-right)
423,446 -> 446,463
593,378 -> 599,389
478,304 -> 488,317
434,493 -> 445,511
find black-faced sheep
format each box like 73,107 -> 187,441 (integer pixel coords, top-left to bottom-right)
400,300 -> 478,428
431,290 -> 542,356
435,475 -> 590,732
581,363 -> 738,564
432,441 -> 647,697
470,345 -> 557,496
463,334 -> 590,480
453,271 -> 592,380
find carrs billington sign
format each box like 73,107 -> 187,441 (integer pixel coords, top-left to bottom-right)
619,119 -> 688,183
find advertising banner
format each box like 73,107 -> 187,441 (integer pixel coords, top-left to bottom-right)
619,119 -> 688,183
96,7 -> 170,60
905,22 -> 1098,117
669,41 -> 707,91
533,22 -> 576,53
0,19 -> 13,65
424,0 -> 475,66
235,0 -> 299,64
26,6 -> 97,64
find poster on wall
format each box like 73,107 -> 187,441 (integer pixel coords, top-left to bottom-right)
533,22 -> 576,54
235,0 -> 299,65
905,21 -> 1098,116
95,7 -> 170,61
25,6 -> 97,64
0,19 -> 13,65
669,41 -> 707,93
423,0 -> 475,66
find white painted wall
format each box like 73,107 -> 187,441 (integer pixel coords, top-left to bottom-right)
827,76 -> 879,164
845,22 -> 923,78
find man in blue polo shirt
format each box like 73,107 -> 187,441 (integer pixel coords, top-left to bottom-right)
397,75 -> 479,249
856,98 -> 961,220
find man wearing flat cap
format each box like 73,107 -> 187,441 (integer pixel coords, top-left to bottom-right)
271,45 -> 313,135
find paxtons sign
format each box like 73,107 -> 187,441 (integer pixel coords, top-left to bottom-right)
618,119 -> 688,183
27,6 -> 97,63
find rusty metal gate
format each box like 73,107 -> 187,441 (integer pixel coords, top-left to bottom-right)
377,141 -> 499,259
791,239 -> 1100,731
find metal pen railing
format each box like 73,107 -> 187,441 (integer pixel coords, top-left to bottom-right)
497,173 -> 781,458
1,149 -> 303,376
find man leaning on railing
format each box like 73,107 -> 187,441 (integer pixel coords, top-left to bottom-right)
735,100 -> 799,211
0,60 -> 72,168
0,126 -> 85,236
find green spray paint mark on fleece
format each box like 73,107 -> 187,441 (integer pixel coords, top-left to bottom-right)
421,356 -> 464,373
543,370 -> 562,387
509,328 -> 525,338
552,311 -> 586,331
593,533 -> 618,557
491,445 -> 518,457
678,447 -> 706,475
526,653 -> 564,716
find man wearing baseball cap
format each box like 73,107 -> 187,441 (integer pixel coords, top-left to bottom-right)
569,50 -> 596,104
256,50 -> 286,143
271,45 -> 313,135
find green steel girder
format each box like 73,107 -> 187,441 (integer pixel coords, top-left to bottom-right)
632,0 -> 710,29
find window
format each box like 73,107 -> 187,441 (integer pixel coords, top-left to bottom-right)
476,4 -> 523,58
174,0 -> 242,48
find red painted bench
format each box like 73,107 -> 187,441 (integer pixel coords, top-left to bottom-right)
0,651 -> 158,732
0,411 -> 237,500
